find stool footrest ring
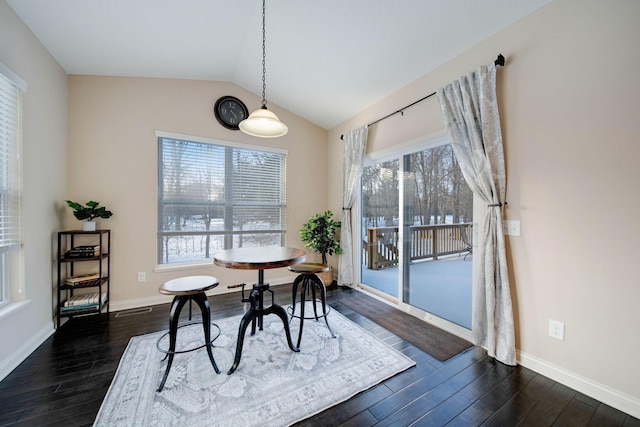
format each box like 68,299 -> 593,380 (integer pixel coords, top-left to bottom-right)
156,322 -> 221,356
287,301 -> 331,320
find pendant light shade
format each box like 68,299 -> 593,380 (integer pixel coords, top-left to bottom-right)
239,0 -> 288,138
239,106 -> 288,138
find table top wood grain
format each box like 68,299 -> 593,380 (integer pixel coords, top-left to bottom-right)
213,246 -> 306,271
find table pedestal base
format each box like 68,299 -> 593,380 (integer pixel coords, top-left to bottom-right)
227,282 -> 299,374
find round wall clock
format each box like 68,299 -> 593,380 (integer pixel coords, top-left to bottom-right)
214,96 -> 248,130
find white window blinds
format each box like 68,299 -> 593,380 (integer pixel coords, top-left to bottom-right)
0,69 -> 23,255
157,134 -> 287,264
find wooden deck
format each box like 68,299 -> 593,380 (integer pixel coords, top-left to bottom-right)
362,254 -> 473,329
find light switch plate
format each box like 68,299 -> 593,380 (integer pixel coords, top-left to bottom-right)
503,220 -> 521,236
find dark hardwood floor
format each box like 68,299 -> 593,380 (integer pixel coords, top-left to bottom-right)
0,285 -> 638,426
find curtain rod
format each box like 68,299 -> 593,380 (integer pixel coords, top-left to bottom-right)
341,54 -> 505,140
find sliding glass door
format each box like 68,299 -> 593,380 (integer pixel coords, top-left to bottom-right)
360,139 -> 474,329
361,159 -> 399,298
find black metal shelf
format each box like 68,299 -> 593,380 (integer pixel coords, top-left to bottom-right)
60,253 -> 109,263
59,277 -> 109,290
56,230 -> 111,329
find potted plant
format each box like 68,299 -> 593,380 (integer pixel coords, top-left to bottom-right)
66,200 -> 113,231
300,210 -> 342,286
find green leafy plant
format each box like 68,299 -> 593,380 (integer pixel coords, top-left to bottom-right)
65,200 -> 113,221
300,210 -> 342,264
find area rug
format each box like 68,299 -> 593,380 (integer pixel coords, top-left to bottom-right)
94,305 -> 415,426
338,291 -> 473,361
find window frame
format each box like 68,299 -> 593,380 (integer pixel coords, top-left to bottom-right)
0,63 -> 26,309
357,132 -> 477,337
156,131 -> 287,266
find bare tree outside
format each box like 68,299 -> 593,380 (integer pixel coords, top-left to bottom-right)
362,145 -> 471,228
362,160 -> 399,228
409,144 -> 472,225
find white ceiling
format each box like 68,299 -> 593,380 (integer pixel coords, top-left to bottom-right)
7,0 -> 550,130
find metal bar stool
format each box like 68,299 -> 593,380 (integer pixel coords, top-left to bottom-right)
288,263 -> 336,348
156,275 -> 221,392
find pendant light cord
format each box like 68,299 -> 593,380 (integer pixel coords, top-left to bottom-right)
261,0 -> 267,108
239,0 -> 288,137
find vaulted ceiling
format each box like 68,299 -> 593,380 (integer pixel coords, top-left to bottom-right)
7,0 -> 550,129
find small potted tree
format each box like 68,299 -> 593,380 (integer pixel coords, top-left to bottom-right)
66,200 -> 113,231
300,210 -> 342,286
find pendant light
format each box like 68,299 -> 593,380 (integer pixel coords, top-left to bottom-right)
239,0 -> 288,138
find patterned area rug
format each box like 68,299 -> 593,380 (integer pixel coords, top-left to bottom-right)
94,306 -> 415,426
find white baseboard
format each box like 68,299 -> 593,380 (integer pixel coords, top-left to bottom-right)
109,294 -> 172,312
0,322 -> 55,382
517,350 -> 640,419
109,276 -> 291,312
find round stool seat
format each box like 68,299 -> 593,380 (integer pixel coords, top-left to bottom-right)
288,263 -> 329,274
159,275 -> 219,296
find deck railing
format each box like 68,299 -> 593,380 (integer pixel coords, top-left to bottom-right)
363,223 -> 472,270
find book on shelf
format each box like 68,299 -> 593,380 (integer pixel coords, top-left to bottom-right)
63,291 -> 107,307
60,302 -> 101,312
64,245 -> 101,258
65,273 -> 101,286
74,245 -> 100,251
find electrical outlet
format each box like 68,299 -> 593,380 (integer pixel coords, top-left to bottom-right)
137,272 -> 146,283
548,319 -> 565,340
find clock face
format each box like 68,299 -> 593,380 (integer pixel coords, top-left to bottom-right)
214,96 -> 248,130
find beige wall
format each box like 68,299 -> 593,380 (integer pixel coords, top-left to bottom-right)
329,0 -> 640,416
0,1 -> 68,376
68,76 -> 328,306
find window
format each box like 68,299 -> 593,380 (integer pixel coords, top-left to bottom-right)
0,64 -> 25,308
157,133 -> 287,264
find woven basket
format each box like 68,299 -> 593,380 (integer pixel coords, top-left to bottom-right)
317,267 -> 334,287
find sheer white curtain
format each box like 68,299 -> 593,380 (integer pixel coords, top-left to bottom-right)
437,63 -> 516,366
338,126 -> 367,287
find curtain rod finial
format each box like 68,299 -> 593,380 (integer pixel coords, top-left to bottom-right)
495,54 -> 505,67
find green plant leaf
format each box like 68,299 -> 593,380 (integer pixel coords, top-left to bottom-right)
65,200 -> 113,221
299,210 -> 341,264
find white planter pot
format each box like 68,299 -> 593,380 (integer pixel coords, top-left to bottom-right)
82,221 -> 96,232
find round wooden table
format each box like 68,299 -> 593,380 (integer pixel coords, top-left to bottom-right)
213,246 -> 306,374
